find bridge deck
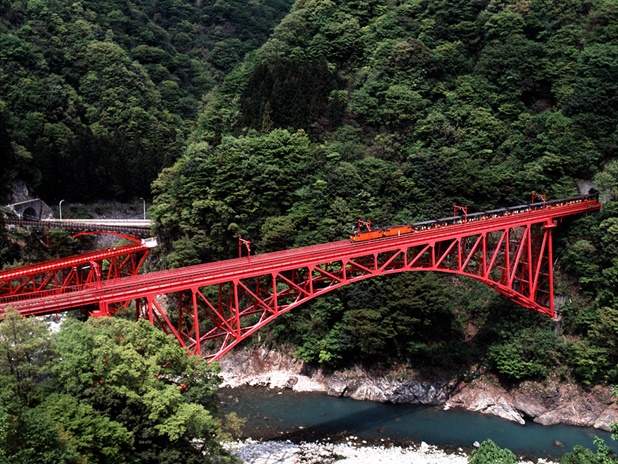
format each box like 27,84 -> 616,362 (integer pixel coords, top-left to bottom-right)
0,243 -> 149,282
4,218 -> 151,236
1,197 -> 600,317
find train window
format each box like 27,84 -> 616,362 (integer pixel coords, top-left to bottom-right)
466,212 -> 485,221
484,208 -> 506,217
413,220 -> 436,230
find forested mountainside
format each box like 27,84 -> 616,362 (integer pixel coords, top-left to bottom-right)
0,0 -> 293,202
0,0 -> 618,461
154,0 -> 617,258
151,0 -> 618,385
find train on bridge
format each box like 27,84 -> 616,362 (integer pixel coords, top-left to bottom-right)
0,191 -> 602,360
351,192 -> 599,242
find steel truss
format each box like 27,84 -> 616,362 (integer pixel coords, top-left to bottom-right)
0,236 -> 151,306
126,219 -> 558,361
1,198 -> 600,361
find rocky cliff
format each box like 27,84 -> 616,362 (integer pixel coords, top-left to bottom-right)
218,347 -> 618,431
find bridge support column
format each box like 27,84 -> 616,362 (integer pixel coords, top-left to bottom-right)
545,220 -> 557,320
90,302 -> 110,317
192,289 -> 201,356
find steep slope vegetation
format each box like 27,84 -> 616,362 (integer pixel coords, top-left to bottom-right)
151,0 -> 618,385
0,0 -> 293,201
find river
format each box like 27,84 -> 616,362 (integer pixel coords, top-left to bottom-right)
220,386 -> 618,460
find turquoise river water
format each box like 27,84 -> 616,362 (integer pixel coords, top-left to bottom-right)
220,386 -> 618,460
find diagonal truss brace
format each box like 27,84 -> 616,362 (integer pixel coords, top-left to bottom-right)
135,220 -> 557,361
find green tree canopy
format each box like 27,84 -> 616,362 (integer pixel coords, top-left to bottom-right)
0,312 -> 236,463
468,439 -> 517,464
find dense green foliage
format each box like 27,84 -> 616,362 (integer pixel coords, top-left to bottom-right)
470,436 -> 618,463
149,0 -> 618,384
0,311 -> 236,463
559,430 -> 618,463
468,439 -> 517,464
0,0 -> 293,202
194,0 -> 616,212
1,0 -> 618,459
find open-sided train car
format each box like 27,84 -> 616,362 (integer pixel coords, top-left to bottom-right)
350,193 -> 598,242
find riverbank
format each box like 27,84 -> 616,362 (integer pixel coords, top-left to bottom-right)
224,439 -> 558,464
221,384 -> 612,461
218,347 -> 618,431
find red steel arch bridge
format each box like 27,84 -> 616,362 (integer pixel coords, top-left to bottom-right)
0,195 -> 602,361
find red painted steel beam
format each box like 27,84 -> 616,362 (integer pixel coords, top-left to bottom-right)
0,241 -> 151,305
0,197 -> 601,361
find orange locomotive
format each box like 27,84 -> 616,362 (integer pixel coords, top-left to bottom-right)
350,224 -> 414,242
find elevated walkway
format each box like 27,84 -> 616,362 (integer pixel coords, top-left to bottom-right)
4,218 -> 152,236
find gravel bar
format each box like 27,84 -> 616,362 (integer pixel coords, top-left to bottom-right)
225,439 -> 559,464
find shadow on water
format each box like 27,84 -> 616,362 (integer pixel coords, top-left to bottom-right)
221,386 -> 618,460
274,401 -> 418,444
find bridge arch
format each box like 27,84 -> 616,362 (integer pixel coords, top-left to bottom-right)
194,267 -> 539,361
130,219 -> 557,361
2,195 -> 600,362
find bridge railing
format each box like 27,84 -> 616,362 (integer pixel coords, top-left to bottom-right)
0,194 -> 603,360
4,218 -> 151,236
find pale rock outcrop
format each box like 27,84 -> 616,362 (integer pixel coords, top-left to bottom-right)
391,380 -> 454,404
218,347 -> 618,431
446,381 -> 525,425
218,346 -> 324,392
511,383 -> 617,429
594,404 -> 618,430
326,380 -> 349,397
349,383 -> 389,402
225,439 -> 558,464
219,348 -> 457,404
